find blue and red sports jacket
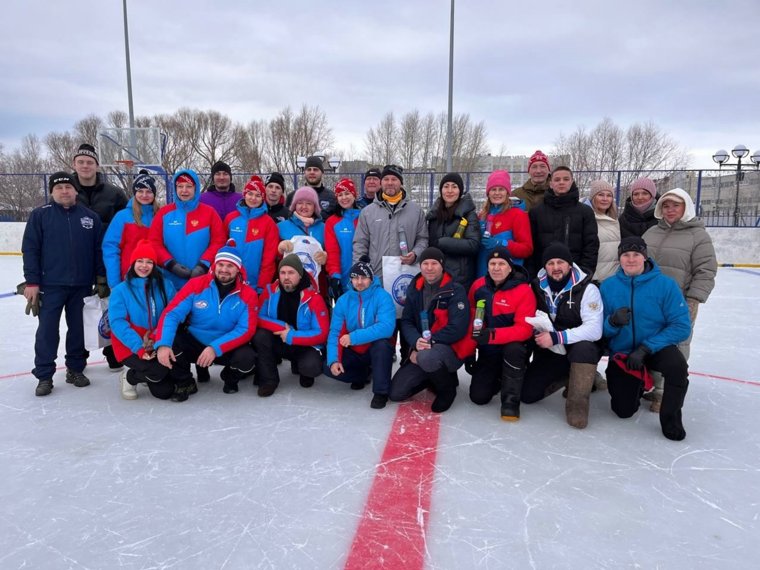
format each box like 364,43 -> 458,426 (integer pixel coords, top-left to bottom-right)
224,201 -> 279,292
325,208 -> 360,290
102,197 -> 155,287
257,276 -> 329,349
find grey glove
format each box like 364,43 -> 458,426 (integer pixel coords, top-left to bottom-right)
167,260 -> 192,279
190,263 -> 208,278
95,276 -> 110,299
608,307 -> 631,327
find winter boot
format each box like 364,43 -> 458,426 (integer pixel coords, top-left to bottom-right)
430,367 -> 457,413
257,384 -> 277,397
220,367 -> 241,394
103,344 -> 124,372
35,379 -> 53,397
660,379 -> 689,441
500,363 -> 526,422
195,364 -> 210,383
593,370 -> 608,391
565,363 -> 596,429
120,369 -> 138,400
65,369 -> 91,387
299,375 -> 315,388
544,377 -> 568,399
371,394 -> 389,409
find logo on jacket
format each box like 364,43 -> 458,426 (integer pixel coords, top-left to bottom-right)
251,228 -> 259,236
81,216 -> 94,229
194,300 -> 208,309
320,200 -> 330,210
494,221 -> 502,230
457,302 -> 465,310
588,302 -> 600,311
191,219 -> 199,227
391,273 -> 414,306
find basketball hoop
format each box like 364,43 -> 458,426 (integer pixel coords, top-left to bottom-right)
114,159 -> 135,172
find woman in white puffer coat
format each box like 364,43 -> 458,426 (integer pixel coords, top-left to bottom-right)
588,180 -> 621,282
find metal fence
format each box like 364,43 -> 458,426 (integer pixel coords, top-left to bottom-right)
2,169 -> 759,227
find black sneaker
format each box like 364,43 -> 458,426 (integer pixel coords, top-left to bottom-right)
65,369 -> 90,387
171,385 -> 189,402
350,381 -> 365,390
196,366 -> 210,383
299,375 -> 314,388
35,379 -> 53,397
257,384 -> 277,397
222,381 -> 239,394
370,394 -> 388,409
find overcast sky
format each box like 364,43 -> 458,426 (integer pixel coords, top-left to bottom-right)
2,0 -> 759,168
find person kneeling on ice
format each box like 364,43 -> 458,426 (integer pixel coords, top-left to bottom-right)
521,242 -> 603,429
253,254 -> 330,397
467,247 -> 536,420
324,256 -> 396,409
154,240 -> 259,398
600,236 -> 691,441
389,247 -> 471,413
109,240 -> 178,401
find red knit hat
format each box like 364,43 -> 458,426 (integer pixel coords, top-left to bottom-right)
129,239 -> 158,266
334,178 -> 357,197
175,173 -> 194,186
243,175 -> 265,196
528,150 -> 550,171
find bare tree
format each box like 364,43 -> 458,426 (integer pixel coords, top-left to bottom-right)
0,135 -> 51,220
73,114 -> 104,146
45,131 -> 78,170
268,105 -> 333,172
235,119 -> 269,173
397,110 -> 422,169
364,112 -> 397,166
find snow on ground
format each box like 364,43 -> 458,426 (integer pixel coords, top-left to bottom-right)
0,255 -> 758,569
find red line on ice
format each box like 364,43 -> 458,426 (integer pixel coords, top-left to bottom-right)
0,360 -> 106,380
344,397 -> 440,570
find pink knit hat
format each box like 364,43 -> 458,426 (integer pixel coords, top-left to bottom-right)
629,177 -> 656,198
290,186 -> 321,214
486,170 -> 512,195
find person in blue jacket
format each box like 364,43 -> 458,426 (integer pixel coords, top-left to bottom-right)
22,172 -> 105,396
600,236 -> 692,441
154,240 -> 259,397
109,239 -> 178,401
324,256 -> 396,409
325,178 -> 362,302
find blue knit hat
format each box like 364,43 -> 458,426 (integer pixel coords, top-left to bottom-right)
215,239 -> 243,270
132,169 -> 157,195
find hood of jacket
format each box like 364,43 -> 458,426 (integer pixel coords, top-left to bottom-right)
543,183 -> 580,209
171,168 -> 203,211
654,188 -> 697,222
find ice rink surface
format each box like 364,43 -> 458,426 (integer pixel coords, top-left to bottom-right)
1,255 -> 759,569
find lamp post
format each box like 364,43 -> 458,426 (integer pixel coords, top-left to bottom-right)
296,156 -> 307,172
712,145 -> 760,226
327,157 -> 341,172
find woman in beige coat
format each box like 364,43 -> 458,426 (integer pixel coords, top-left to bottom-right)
588,180 -> 621,282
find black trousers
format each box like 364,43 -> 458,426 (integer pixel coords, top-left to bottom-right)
171,328 -> 256,384
469,342 -> 528,405
122,354 -> 175,400
521,340 -> 601,403
252,329 -> 323,387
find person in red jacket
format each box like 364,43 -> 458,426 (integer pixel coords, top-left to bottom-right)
224,175 -> 279,293
468,247 -> 536,420
324,178 -> 361,302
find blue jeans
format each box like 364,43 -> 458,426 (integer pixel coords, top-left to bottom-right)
323,339 -> 393,395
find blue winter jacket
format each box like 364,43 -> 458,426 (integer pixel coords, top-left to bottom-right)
327,278 -> 396,366
600,259 -> 691,355
154,273 -> 259,356
22,201 -> 104,287
325,208 -> 361,290
102,198 -> 155,287
258,276 -> 329,349
277,215 -> 326,246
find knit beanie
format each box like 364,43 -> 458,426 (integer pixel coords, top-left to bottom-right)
349,255 -> 373,279
132,169 -> 157,195
629,177 -> 656,198
129,239 -> 158,266
73,143 -> 99,164
290,186 -> 321,214
49,171 -> 76,192
439,172 -> 465,196
542,242 -> 573,266
487,246 -> 514,266
486,170 -> 512,195
589,179 -> 617,218
265,172 -> 286,191
305,156 -> 324,172
211,161 -> 232,176
618,236 -> 648,258
215,239 -> 243,270
381,164 -> 404,184
418,247 -> 445,266
364,167 -> 382,180
279,253 -> 304,277
528,150 -> 550,171
334,178 -> 357,197
243,175 -> 265,196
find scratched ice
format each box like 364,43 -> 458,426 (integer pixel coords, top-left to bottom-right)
1,255 -> 759,569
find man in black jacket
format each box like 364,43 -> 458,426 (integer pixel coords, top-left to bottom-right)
71,143 -> 128,230
389,247 -> 471,413
22,172 -> 105,396
285,156 -> 336,219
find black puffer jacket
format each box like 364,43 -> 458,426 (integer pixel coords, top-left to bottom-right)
426,194 -> 481,288
72,172 -> 129,230
528,184 -> 599,277
619,196 -> 658,238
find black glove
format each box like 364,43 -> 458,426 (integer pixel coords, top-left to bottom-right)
190,263 -> 208,278
95,276 -> 110,299
608,307 -> 631,327
475,328 -> 494,346
328,277 -> 344,301
167,260 -> 192,279
627,345 -> 651,371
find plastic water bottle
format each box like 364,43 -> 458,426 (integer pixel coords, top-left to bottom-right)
483,215 -> 493,239
399,228 -> 409,256
453,218 -> 468,239
421,311 -> 432,342
472,299 -> 486,337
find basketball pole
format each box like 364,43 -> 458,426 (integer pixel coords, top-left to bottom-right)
122,0 -> 137,170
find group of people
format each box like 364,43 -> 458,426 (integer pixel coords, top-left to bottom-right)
21,146 -> 717,440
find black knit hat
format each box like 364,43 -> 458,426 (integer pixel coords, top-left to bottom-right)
418,247 -> 445,266
381,164 -> 404,184
73,143 -> 99,164
265,172 -> 286,191
211,161 -> 232,176
542,242 -> 573,266
439,172 -> 465,196
49,171 -> 76,192
305,156 -> 324,172
487,246 -> 514,267
365,167 -> 382,180
618,236 -> 648,258
349,255 -> 373,279
279,253 -> 304,278
132,169 -> 157,194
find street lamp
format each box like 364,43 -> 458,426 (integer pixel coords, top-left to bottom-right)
712,145 -> 759,226
327,157 -> 341,172
296,156 -> 307,172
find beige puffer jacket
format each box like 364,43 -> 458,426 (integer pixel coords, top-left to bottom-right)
593,211 -> 620,282
642,188 -> 717,303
